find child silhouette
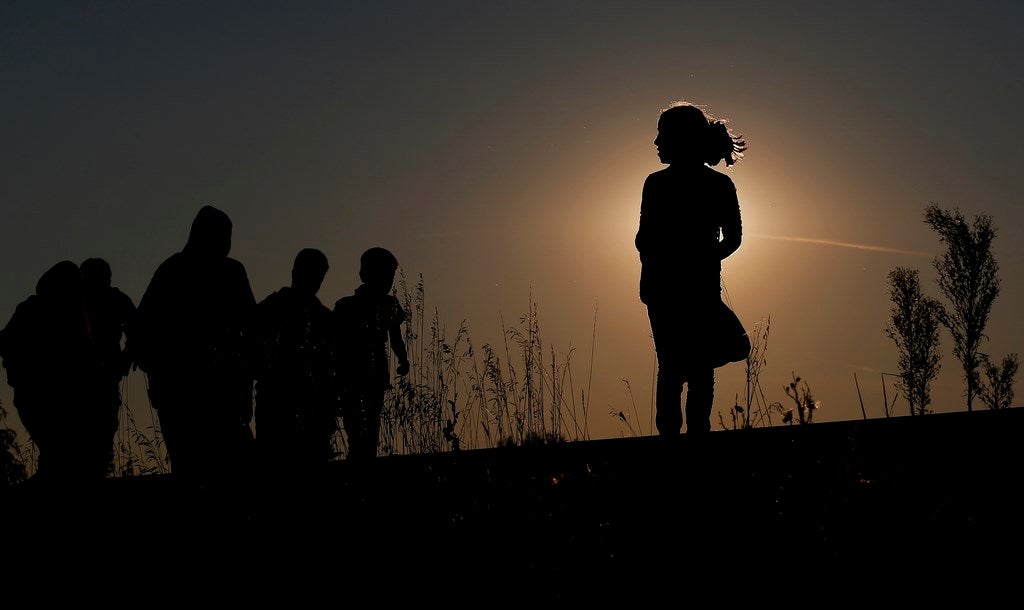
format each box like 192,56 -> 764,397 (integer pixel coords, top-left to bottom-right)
635,102 -> 747,437
253,248 -> 339,478
333,247 -> 409,460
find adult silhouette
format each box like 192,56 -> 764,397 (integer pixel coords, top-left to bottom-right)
635,102 -> 747,437
252,248 -> 339,479
333,247 -> 410,461
0,260 -> 109,482
131,206 -> 257,480
81,257 -> 136,476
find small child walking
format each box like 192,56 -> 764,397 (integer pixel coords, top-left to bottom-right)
333,247 -> 410,460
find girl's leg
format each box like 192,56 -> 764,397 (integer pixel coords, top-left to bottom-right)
647,303 -> 685,436
655,363 -> 684,435
684,367 -> 715,435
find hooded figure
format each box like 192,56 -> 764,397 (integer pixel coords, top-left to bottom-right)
131,206 -> 257,480
0,260 -> 110,482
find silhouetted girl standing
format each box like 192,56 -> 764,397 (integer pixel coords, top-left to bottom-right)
635,102 -> 746,437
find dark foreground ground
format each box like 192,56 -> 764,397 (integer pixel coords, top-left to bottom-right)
5,408 -> 1024,602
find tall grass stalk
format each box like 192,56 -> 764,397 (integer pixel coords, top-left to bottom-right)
613,377 -> 645,438
114,373 -> 169,476
369,273 -> 594,456
719,316 -> 786,430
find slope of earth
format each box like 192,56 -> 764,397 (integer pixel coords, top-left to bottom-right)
5,408 -> 1022,601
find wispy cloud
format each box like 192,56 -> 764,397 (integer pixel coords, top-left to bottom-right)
750,234 -> 930,257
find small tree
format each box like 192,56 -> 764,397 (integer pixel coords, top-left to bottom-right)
924,205 -> 1000,411
885,267 -> 943,416
978,354 -> 1019,410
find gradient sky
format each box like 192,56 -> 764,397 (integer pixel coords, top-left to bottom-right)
2,1 -> 1021,444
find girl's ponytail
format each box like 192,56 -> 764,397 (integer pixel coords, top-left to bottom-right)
705,120 -> 746,167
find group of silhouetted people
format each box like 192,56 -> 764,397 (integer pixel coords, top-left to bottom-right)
1,100 -> 748,485
0,259 -> 135,483
0,205 -> 410,485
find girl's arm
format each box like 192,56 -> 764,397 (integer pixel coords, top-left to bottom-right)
718,181 -> 742,260
390,323 -> 409,376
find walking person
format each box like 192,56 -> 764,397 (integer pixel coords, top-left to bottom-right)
333,247 -> 409,461
131,206 -> 257,481
81,257 -> 136,477
252,248 -> 339,479
0,261 -> 108,483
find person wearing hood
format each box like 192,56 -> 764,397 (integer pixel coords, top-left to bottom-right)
0,260 -> 109,482
131,206 -> 257,480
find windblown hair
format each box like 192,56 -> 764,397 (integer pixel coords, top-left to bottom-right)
660,101 -> 747,167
